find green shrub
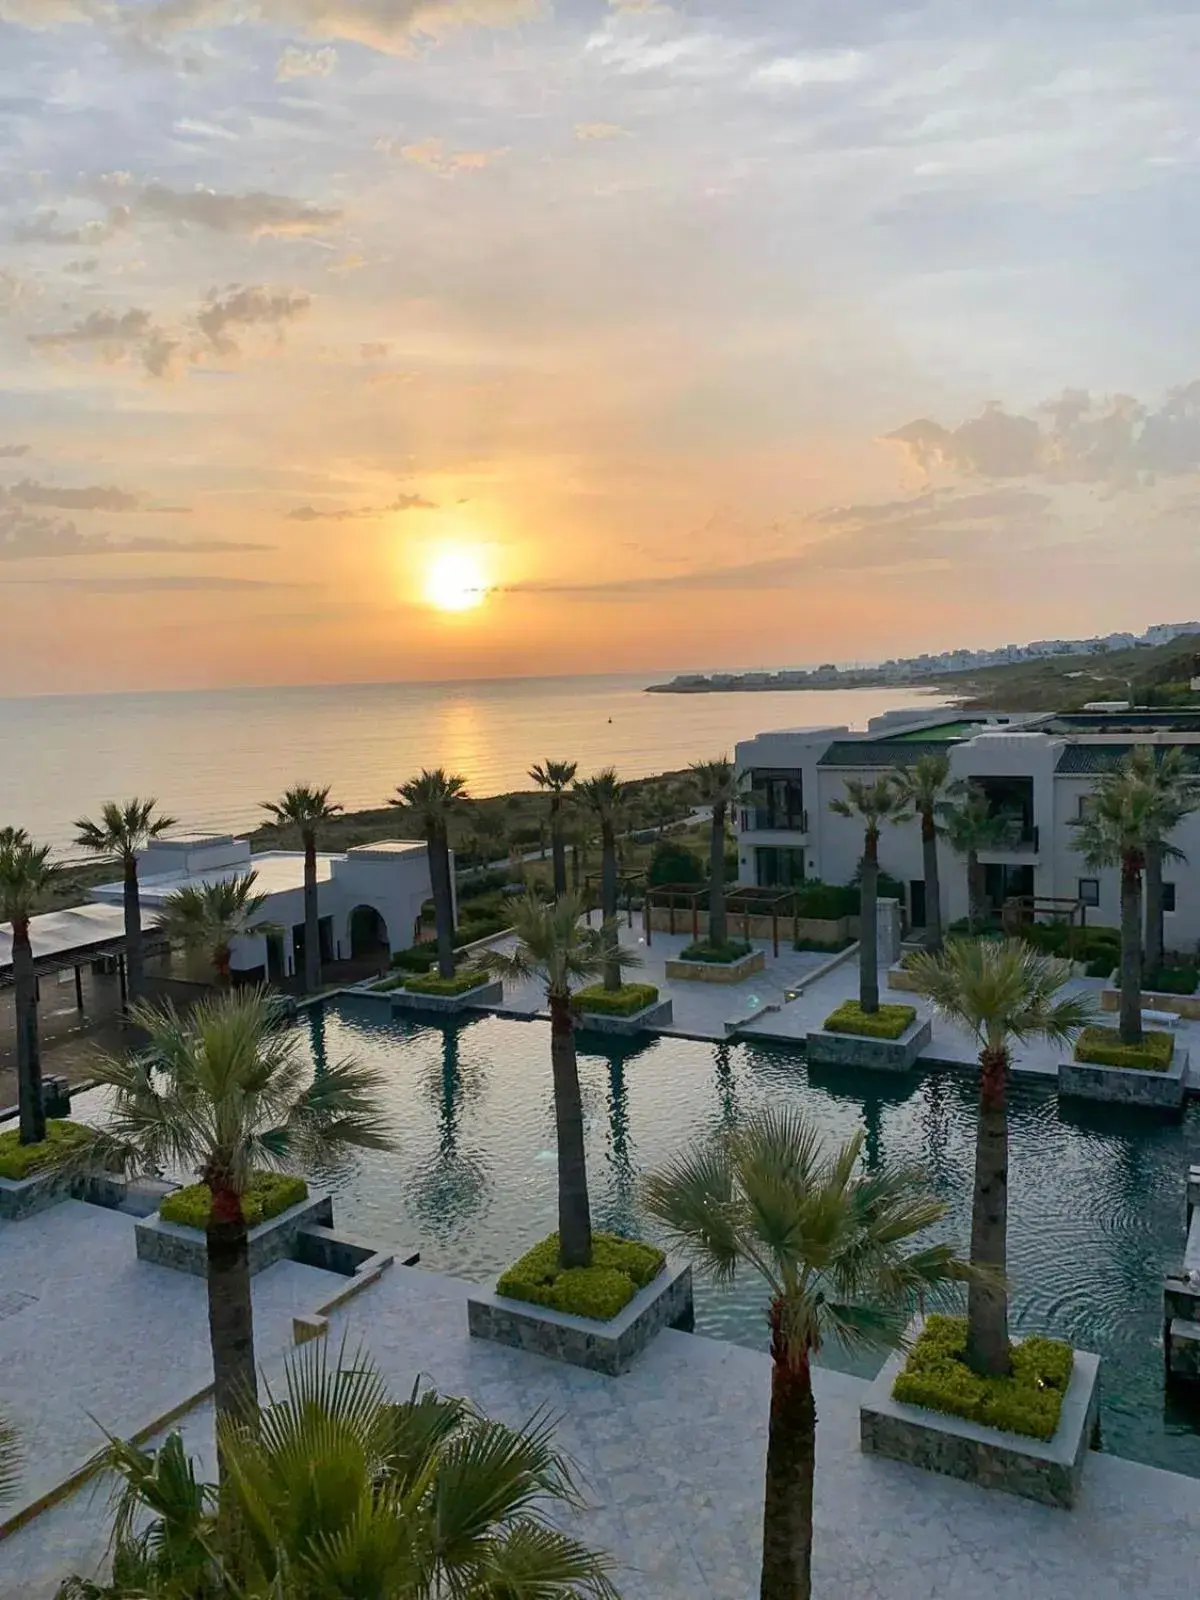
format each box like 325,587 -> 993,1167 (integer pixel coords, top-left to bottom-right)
1143,966 -> 1199,996
0,1119 -> 90,1181
648,839 -> 705,887
372,975 -> 408,992
793,935 -> 854,954
1085,957 -> 1115,979
497,1231 -> 666,1321
823,1001 -> 916,1040
574,982 -> 660,1017
1074,1025 -> 1174,1072
404,968 -> 490,996
391,945 -> 441,974
679,938 -> 753,964
794,881 -> 859,919
160,1171 -> 308,1229
892,1315 -> 1072,1441
457,869 -> 511,898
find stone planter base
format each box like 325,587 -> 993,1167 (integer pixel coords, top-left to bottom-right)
0,1166 -> 74,1222
860,1336 -> 1101,1509
885,963 -> 923,994
1058,1047 -> 1187,1110
807,1016 -> 931,1073
135,1192 -> 334,1277
391,978 -> 503,1015
1100,984 -> 1200,1021
665,950 -> 765,985
578,997 -> 674,1035
467,1258 -> 694,1376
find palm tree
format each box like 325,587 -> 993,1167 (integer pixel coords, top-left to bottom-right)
74,798 -> 176,1006
1124,746 -> 1198,976
0,833 -> 57,1145
260,784 -> 342,994
645,1108 -> 967,1600
575,768 -> 626,991
889,755 -> 964,952
906,939 -> 1092,1378
57,1341 -> 618,1600
530,760 -> 579,899
391,769 -> 468,980
829,776 -> 905,1013
156,871 -> 269,987
942,789 -> 1020,934
690,756 -> 744,948
71,989 -> 389,1423
482,893 -> 623,1270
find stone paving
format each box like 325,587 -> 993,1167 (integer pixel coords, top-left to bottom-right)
5,1258 -> 1200,1600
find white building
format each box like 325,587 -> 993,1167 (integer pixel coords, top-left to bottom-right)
90,833 -> 436,979
735,708 -> 1200,949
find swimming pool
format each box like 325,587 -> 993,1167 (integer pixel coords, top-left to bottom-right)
304,998 -> 1200,1474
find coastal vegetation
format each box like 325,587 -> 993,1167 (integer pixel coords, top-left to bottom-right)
73,798 -> 175,1005
529,758 -> 579,898
829,776 -> 904,1014
156,870 -> 270,986
575,768 -> 626,992
889,754 -> 964,952
0,829 -> 57,1145
260,783 -> 342,994
688,754 -> 743,954
391,769 -> 468,981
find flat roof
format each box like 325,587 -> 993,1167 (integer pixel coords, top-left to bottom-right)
118,851 -> 334,904
0,902 -> 161,980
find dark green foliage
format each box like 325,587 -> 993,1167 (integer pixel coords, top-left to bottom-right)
574,982 -> 660,1016
0,1119 -> 89,1180
679,938 -> 753,963
1074,1025 -> 1174,1071
457,869 -> 512,898
391,945 -> 442,973
159,1171 -> 308,1229
403,968 -> 490,996
1085,956 -> 1116,979
793,935 -> 855,954
1143,966 -> 1199,996
823,1001 -> 916,1040
793,880 -> 860,919
647,839 -> 705,887
892,1314 -> 1072,1441
1020,921 -> 1119,963
497,1231 -> 666,1321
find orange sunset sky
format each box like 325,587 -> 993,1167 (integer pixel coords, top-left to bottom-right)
1,0 -> 1199,694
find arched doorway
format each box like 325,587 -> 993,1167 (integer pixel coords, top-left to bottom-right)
348,904 -> 390,959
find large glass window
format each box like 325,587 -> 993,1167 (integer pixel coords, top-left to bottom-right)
756,847 -> 806,887
748,771 -> 805,830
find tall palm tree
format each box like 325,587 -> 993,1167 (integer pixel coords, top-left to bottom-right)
942,788 -> 1020,934
391,769 -> 468,980
889,755 -> 965,952
260,784 -> 342,994
575,768 -> 626,991
482,893 -> 624,1270
690,756 -> 744,948
71,989 -> 389,1423
57,1342 -> 618,1600
1124,746 -> 1198,976
0,833 -> 57,1145
645,1108 -> 967,1600
829,776 -> 905,1013
907,939 -> 1091,1378
530,760 -> 578,899
74,798 -> 176,1006
156,871 -> 269,987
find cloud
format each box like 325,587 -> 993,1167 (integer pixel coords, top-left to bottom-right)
0,499 -> 273,559
0,446 -> 29,459
120,180 -> 341,237
573,122 -> 627,141
196,285 -> 311,352
13,205 -> 132,246
396,137 -> 509,176
286,490 -> 434,519
7,480 -> 143,512
28,307 -> 153,349
755,51 -> 868,88
276,43 -> 337,78
0,574 -> 294,592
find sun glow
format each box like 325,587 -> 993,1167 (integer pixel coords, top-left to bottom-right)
424,548 -> 489,612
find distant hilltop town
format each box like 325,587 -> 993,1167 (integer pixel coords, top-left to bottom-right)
646,621 -> 1200,694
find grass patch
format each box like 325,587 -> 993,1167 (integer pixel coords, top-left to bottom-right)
160,1172 -> 308,1229
1143,966 -> 1199,997
678,938 -> 753,964
574,982 -> 660,1017
403,968 -> 490,996
1074,1025 -> 1175,1072
823,1000 -> 916,1040
793,935 -> 854,954
0,1118 -> 91,1181
892,1315 -> 1073,1441
497,1231 -> 666,1322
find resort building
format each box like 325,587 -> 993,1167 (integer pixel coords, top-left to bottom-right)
735,707 -> 1200,946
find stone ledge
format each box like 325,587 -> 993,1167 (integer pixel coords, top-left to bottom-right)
134,1192 -> 334,1277
1100,984 -> 1200,1021
806,1015 -> 932,1073
0,1167 -> 137,1224
577,997 -> 674,1035
390,978 -> 503,1014
467,1257 -> 693,1376
860,1334 -> 1101,1509
665,950 -> 765,985
1058,1048 -> 1187,1110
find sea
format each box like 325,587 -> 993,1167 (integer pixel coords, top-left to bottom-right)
0,675 -> 949,854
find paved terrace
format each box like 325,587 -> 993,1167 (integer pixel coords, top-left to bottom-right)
2,1243 -> 1199,1600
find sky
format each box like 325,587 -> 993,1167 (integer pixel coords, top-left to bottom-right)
1,0 -> 1200,693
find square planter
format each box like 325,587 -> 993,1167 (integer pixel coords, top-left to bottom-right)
807,1015 -> 931,1073
577,997 -> 674,1035
391,977 -> 503,1015
665,950 -> 765,985
860,1333 -> 1101,1509
467,1258 -> 693,1376
0,1165 -> 75,1222
1058,1047 -> 1187,1110
135,1192 -> 334,1277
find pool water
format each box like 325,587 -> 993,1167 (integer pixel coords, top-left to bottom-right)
311,1000 -> 1200,1474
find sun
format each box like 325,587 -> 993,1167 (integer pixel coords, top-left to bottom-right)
425,548 -> 488,612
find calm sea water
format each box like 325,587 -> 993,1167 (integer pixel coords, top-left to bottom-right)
0,676 -> 946,852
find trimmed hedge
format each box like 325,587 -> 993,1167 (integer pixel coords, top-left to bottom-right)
391,945 -> 441,974
1143,966 -> 1199,997
793,935 -> 854,954
574,982 -> 660,1017
892,1314 -> 1072,1441
823,1000 -> 916,1040
497,1231 -> 666,1322
794,881 -> 859,919
160,1172 -> 308,1229
1074,1025 -> 1174,1072
648,840 -> 705,887
678,938 -> 753,964
0,1118 -> 90,1181
404,968 -> 490,996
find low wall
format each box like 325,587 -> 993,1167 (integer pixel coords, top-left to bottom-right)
647,907 -> 854,944
1099,985 -> 1200,1021
135,1193 -> 335,1277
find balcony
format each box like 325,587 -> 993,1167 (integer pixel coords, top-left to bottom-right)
739,807 -> 808,836
978,824 -> 1040,859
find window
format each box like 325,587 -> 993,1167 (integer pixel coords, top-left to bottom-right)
1077,795 -> 1097,821
756,847 -> 806,888
1078,878 -> 1100,907
1164,883 -> 1177,914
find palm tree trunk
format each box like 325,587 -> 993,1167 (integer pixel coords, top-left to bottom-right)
966,1045 -> 1011,1378
205,1186 -> 258,1424
13,921 -> 45,1147
709,801 -> 728,947
1119,851 -> 1143,1045
859,831 -> 879,1014
966,850 -> 982,934
922,814 -> 942,952
601,822 -> 620,991
549,993 -> 592,1268
1144,840 -> 1164,979
429,825 -> 456,981
760,1304 -> 816,1600
122,856 -> 144,1005
550,795 -> 567,899
302,830 -> 320,994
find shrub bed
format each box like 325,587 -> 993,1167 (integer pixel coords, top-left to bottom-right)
794,935 -> 854,954
404,967 -> 491,996
574,982 -> 660,1017
794,881 -> 860,919
0,1118 -> 90,1181
1074,1025 -> 1174,1072
823,1001 -> 916,1040
1143,966 -> 1200,996
497,1231 -> 666,1321
892,1314 -> 1073,1441
391,945 -> 441,974
1085,957 -> 1116,979
678,938 -> 753,964
160,1172 -> 308,1229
